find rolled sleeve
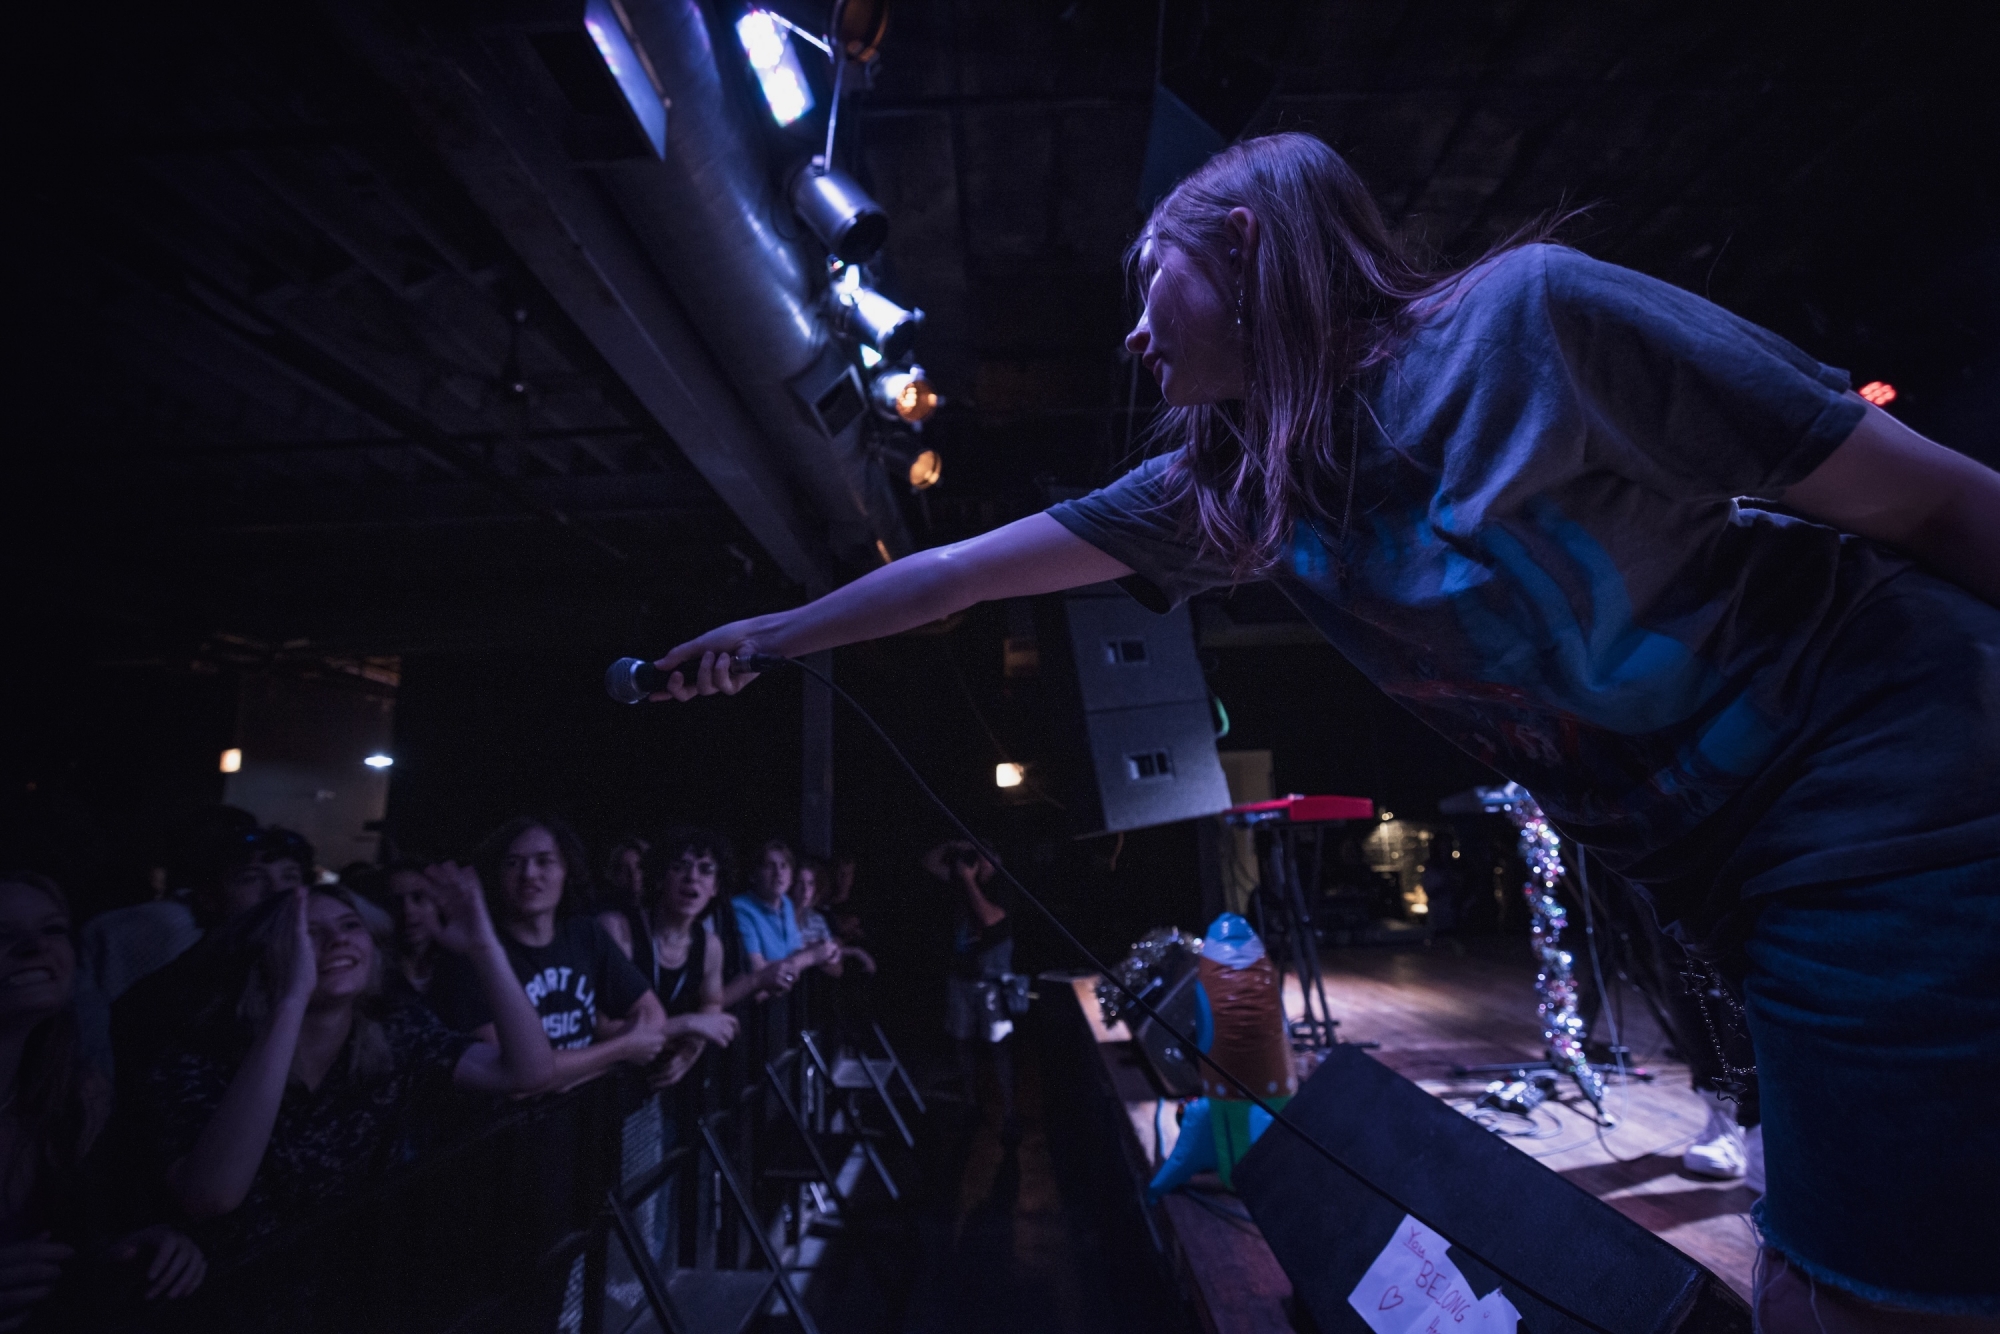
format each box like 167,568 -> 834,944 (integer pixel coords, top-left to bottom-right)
1044,452 -> 1236,610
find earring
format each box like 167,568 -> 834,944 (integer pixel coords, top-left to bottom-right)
1236,282 -> 1245,328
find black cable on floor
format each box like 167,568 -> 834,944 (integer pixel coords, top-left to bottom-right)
764,653 -> 1618,1333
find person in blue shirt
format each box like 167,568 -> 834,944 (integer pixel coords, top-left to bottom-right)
729,840 -> 837,988
643,133 -> 1998,1329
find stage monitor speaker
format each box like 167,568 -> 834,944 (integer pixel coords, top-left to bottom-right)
1235,1046 -> 1751,1334
1032,583 -> 1232,837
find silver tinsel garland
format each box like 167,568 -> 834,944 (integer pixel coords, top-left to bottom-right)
1491,785 -> 1611,1122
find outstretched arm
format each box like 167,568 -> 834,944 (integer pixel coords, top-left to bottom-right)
167,890 -> 315,1219
650,514 -> 1132,699
1780,397 -> 2000,606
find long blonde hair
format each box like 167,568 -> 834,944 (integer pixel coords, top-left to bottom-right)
232,885 -> 393,1083
1135,132 -> 1556,577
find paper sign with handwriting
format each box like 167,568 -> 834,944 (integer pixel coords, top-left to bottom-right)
1347,1215 -> 1522,1334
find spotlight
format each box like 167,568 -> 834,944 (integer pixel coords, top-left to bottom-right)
219,748 -> 243,774
1858,380 -> 1897,406
736,9 -> 815,127
870,365 -> 941,424
906,448 -> 942,490
995,762 -> 1025,789
792,162 -> 889,263
364,754 -> 395,770
876,440 -> 942,492
832,265 -> 922,361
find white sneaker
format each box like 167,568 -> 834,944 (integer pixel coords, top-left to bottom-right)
1742,1124 -> 1765,1195
1682,1089 -> 1747,1179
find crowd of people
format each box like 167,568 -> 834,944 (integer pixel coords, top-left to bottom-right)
0,806 -> 915,1332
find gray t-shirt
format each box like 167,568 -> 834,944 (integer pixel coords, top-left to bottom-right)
1049,244 -> 2000,936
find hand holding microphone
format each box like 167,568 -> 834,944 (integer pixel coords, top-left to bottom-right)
605,646 -> 791,705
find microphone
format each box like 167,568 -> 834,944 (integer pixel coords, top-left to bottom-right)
604,654 -> 790,704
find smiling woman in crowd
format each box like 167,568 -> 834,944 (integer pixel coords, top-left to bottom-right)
152,875 -> 553,1255
427,817 -> 666,1092
0,871 -> 208,1328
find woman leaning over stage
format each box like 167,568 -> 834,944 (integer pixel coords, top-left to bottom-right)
644,134 -> 2000,1328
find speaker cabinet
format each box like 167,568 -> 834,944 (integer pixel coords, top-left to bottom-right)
1031,583 -> 1232,837
1235,1045 -> 1752,1334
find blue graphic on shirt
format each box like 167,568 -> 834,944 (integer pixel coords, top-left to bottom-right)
1289,490 -> 1787,843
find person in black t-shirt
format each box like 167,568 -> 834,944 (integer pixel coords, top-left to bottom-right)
427,817 -> 665,1092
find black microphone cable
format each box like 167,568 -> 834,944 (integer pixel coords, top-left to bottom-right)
728,651 -> 1618,1333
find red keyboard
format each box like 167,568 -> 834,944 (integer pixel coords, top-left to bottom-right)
1223,793 -> 1375,823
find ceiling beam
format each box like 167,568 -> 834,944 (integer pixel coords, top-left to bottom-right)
144,470 -> 711,534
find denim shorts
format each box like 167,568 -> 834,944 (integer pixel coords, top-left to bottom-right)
1744,854 -> 2000,1315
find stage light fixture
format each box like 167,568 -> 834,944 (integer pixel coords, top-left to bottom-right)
1858,380 -> 1897,406
906,448 -> 942,490
875,439 -> 942,492
364,754 -> 395,770
736,9 -> 814,127
832,265 -> 922,361
792,161 -> 889,263
871,366 -> 941,424
219,748 -> 243,774
995,762 -> 1026,789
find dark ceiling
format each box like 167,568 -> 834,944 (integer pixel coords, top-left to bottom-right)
12,0 -> 1996,670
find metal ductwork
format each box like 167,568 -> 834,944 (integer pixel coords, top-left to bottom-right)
330,0 -> 912,588
599,0 -> 911,570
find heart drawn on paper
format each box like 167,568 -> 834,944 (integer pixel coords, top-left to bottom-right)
1378,1286 -> 1404,1311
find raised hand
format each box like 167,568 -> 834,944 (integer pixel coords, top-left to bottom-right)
423,862 -> 498,957
277,887 -> 318,1009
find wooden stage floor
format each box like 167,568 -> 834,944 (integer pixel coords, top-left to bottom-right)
1074,937 -> 1759,1325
